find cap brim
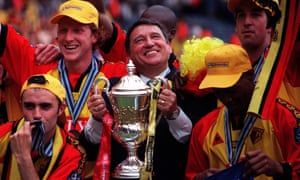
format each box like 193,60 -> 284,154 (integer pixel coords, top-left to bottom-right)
199,73 -> 242,89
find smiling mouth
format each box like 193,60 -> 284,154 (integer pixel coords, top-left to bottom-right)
64,44 -> 78,50
145,50 -> 158,56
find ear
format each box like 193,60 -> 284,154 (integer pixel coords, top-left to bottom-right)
58,103 -> 66,116
267,27 -> 272,35
169,28 -> 177,41
92,30 -> 99,44
167,43 -> 172,54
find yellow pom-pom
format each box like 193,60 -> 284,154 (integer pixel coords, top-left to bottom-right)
180,36 -> 224,80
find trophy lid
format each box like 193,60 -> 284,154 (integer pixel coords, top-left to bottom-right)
111,60 -> 150,95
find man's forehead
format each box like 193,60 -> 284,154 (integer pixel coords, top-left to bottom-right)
23,101 -> 52,105
131,25 -> 163,38
57,16 -> 89,28
22,88 -> 56,99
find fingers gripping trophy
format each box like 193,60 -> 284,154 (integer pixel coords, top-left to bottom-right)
95,60 -> 164,179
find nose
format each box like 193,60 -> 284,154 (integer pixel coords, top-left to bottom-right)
144,37 -> 154,47
32,107 -> 42,120
64,30 -> 74,41
243,14 -> 252,26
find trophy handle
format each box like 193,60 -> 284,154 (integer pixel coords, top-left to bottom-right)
94,77 -> 110,95
155,76 -> 170,89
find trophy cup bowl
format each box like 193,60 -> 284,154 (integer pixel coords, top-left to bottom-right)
95,61 -> 151,179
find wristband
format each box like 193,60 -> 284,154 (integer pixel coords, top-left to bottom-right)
274,162 -> 292,180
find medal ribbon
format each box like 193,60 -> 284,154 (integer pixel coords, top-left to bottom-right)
58,58 -> 99,124
225,51 -> 266,165
140,78 -> 161,180
224,109 -> 256,165
31,122 -> 53,157
253,46 -> 270,82
253,55 -> 264,82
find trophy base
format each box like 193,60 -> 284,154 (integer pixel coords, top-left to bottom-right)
112,158 -> 143,179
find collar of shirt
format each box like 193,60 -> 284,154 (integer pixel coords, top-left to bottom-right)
139,67 -> 170,84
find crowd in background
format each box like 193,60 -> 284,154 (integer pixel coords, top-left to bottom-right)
0,0 -> 239,58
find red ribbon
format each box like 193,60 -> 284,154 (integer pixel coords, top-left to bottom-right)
93,113 -> 114,180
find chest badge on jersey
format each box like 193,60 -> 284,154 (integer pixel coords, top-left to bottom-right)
250,127 -> 264,144
213,132 -> 224,146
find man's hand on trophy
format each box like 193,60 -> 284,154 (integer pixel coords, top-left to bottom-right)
87,92 -> 107,122
157,89 -> 178,119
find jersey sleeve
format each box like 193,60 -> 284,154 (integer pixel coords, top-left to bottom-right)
273,99 -> 300,179
0,24 -> 55,86
185,109 -> 220,180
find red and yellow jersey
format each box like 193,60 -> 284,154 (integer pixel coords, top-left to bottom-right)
101,61 -> 127,79
0,25 -> 56,85
48,69 -> 107,133
186,100 -> 300,180
3,82 -> 23,121
0,118 -> 86,180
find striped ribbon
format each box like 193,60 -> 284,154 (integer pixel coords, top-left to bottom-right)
58,57 -> 99,125
140,78 -> 161,180
224,109 -> 256,165
31,122 -> 53,157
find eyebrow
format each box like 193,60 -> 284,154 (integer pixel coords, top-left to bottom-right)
23,102 -> 52,106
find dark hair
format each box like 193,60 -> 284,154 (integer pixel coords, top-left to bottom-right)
125,18 -> 169,55
89,24 -> 99,50
265,1 -> 281,30
27,75 -> 47,85
260,0 -> 282,30
25,75 -> 62,105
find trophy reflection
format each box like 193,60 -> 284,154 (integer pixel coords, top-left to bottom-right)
95,60 -> 151,179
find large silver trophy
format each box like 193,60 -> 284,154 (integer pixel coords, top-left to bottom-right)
95,60 -> 151,179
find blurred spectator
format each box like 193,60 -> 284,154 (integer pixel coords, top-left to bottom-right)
0,0 -> 235,53
230,33 -> 241,45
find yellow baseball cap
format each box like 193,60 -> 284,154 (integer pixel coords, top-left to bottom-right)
199,44 -> 252,89
50,0 -> 98,28
227,0 -> 280,17
21,74 -> 66,104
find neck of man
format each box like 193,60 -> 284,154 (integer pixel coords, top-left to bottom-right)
64,55 -> 93,73
228,107 -> 249,130
230,114 -> 246,130
138,64 -> 169,79
245,37 -> 271,65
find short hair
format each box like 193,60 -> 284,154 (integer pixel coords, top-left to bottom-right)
265,3 -> 281,30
